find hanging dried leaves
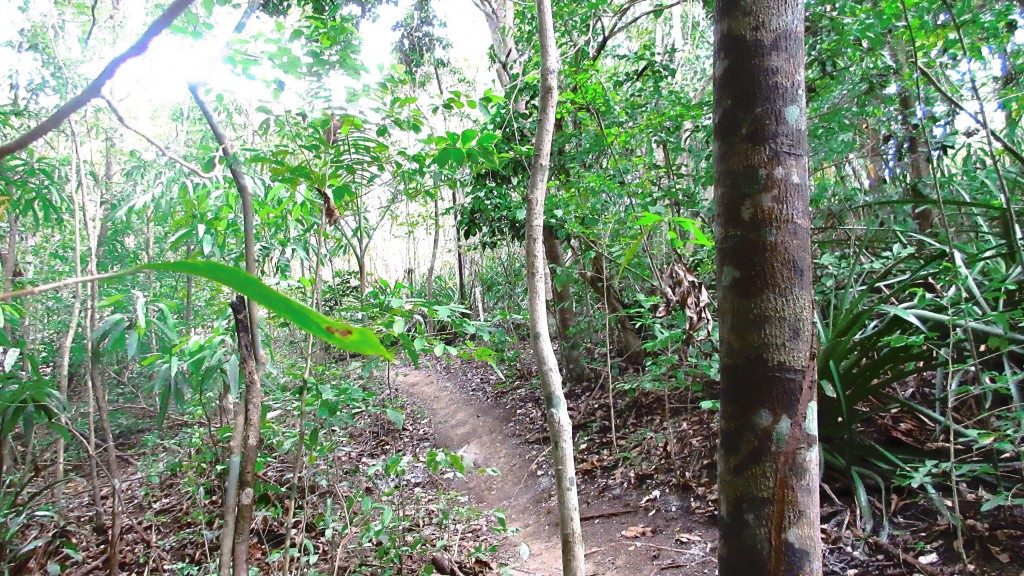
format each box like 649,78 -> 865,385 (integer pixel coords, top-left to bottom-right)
655,260 -> 712,339
313,186 -> 342,226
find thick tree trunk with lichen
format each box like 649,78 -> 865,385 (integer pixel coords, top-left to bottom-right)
525,0 -> 584,573
713,0 -> 822,574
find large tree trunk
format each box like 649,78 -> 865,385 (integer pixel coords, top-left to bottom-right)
524,0 -> 584,573
713,0 -> 821,573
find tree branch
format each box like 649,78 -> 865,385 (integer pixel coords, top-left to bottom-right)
101,95 -> 214,179
0,0 -> 197,161
591,0 -> 683,62
0,271 -> 126,302
916,62 -> 1024,170
187,82 -> 264,369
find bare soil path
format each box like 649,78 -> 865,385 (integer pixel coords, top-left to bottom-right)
394,365 -> 717,576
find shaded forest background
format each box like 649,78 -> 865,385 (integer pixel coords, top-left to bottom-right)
0,0 -> 1022,574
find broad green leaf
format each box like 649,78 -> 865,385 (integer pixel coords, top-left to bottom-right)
392,316 -> 406,335
92,314 -> 127,347
477,132 -> 499,146
227,354 -> 239,397
635,212 -> 663,226
3,347 -> 19,372
140,261 -> 392,359
385,408 -> 404,429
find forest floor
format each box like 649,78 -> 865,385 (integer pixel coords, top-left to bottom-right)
396,356 -> 1024,576
394,365 -> 717,576
15,356 -> 1023,575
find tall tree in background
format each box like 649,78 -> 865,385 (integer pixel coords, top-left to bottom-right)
524,0 -> 585,573
713,0 -> 821,573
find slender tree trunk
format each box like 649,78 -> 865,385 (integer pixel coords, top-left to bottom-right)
55,138 -> 84,499
190,82 -> 263,576
219,397 -> 244,576
282,218 -> 325,575
229,296 -> 261,576
0,46 -> 21,481
713,0 -> 821,573
426,194 -> 441,293
2,209 -> 14,293
93,134 -> 123,576
543,225 -> 576,342
185,258 -> 194,335
579,254 -> 643,362
898,90 -> 936,232
452,187 -> 467,305
0,207 -> 18,478
83,273 -> 104,529
426,195 -> 441,332
543,224 -> 586,383
471,0 -> 521,93
525,0 -> 584,573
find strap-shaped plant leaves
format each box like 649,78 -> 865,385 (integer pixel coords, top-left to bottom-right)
0,260 -> 391,360
139,261 -> 392,360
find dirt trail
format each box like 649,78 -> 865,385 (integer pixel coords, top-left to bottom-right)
394,366 -> 716,576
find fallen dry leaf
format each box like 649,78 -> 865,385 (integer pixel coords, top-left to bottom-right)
621,525 -> 653,538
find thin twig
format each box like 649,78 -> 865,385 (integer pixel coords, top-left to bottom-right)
0,270 -> 125,302
101,95 -> 214,179
915,63 -> 1024,171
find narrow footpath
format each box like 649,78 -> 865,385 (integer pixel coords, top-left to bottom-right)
394,366 -> 716,576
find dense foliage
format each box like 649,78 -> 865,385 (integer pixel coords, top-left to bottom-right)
0,0 -> 1021,573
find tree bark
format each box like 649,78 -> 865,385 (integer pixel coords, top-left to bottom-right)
471,0 -> 520,92
453,187 -> 467,305
55,134 -> 84,499
96,135 -> 123,576
426,194 -> 441,332
898,90 -> 936,232
229,296 -> 261,576
0,206 -> 17,479
525,0 -> 585,574
543,224 -> 586,383
713,0 -> 821,573
578,254 -> 643,363
189,83 -> 263,576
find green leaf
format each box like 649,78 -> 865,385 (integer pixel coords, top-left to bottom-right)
157,368 -> 171,429
140,261 -> 391,359
477,132 -> 499,146
460,129 -> 478,146
227,355 -> 240,397
3,347 -> 19,372
385,408 -> 404,429
616,234 -> 644,283
92,314 -> 127,349
635,212 -> 663,226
